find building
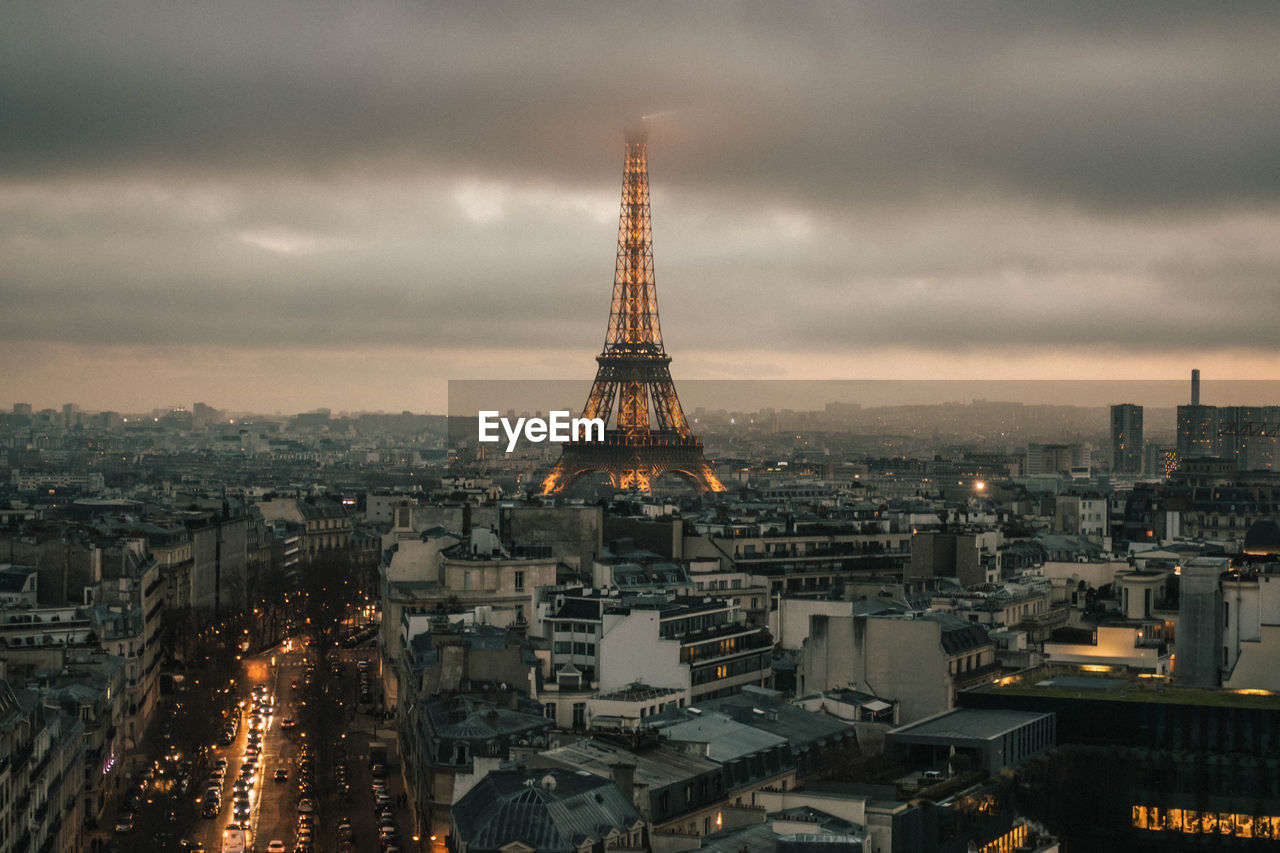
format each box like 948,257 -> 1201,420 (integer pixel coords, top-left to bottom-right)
960,665 -> 1280,851
448,768 -> 645,853
1177,556 -> 1228,687
800,612 -> 997,724
908,531 -> 1001,587
407,693 -> 554,845
0,679 -> 87,853
0,566 -> 38,608
1043,623 -> 1171,675
256,496 -> 352,562
682,519 -> 910,595
439,527 -> 557,629
886,707 -> 1055,776
1025,444 -> 1087,477
1110,404 -> 1144,475
526,735 -> 793,838
596,595 -> 773,705
658,686 -> 860,782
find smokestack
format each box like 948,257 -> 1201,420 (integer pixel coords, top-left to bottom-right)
1191,369 -> 1201,406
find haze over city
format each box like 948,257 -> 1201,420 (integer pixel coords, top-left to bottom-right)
7,8 -> 1280,853
5,2 -> 1280,413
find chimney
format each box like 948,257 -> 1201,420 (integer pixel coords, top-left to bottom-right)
1191,369 -> 1200,406
610,762 -> 636,804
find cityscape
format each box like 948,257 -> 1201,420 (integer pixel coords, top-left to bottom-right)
5,4 -> 1280,853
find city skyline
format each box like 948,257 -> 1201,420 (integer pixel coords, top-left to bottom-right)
5,3 -> 1280,412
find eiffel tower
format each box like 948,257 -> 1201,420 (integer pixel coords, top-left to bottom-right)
540,130 -> 725,495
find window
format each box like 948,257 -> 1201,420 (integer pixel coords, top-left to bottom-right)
572,702 -> 586,729
514,570 -> 525,591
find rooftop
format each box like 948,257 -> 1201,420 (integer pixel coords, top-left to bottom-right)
652,711 -> 790,762
596,683 -> 684,702
452,769 -> 642,853
972,666 -> 1280,709
530,737 -> 720,789
890,707 -> 1052,743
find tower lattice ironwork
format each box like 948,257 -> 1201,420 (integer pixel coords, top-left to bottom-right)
541,131 -> 725,495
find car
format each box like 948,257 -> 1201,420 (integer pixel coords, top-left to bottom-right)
281,717 -> 296,729
267,842 -> 287,853
115,816 -> 134,833
298,797 -> 315,814
274,768 -> 289,782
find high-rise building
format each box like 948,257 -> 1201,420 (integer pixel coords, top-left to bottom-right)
1110,403 -> 1144,474
1176,369 -> 1217,461
1175,369 -> 1278,471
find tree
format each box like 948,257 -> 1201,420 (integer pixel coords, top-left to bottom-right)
298,552 -> 362,664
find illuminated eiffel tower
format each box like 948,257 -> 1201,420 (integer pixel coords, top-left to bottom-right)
540,130 -> 725,495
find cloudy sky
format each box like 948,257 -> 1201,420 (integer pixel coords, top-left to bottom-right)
4,1 -> 1280,414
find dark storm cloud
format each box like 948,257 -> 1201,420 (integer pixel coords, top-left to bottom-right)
3,0 -> 1280,407
5,2 -> 1280,208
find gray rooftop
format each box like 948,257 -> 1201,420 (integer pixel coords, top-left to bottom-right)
452,769 -> 642,853
654,711 -> 790,762
890,708 -> 1052,744
529,737 -> 719,789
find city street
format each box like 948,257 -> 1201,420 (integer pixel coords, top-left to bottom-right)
89,632 -> 415,853
187,651 -> 303,853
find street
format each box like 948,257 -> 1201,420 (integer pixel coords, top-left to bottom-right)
95,632 -> 415,853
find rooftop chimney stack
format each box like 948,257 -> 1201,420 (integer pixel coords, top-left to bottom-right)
1192,369 -> 1201,406
609,762 -> 636,804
